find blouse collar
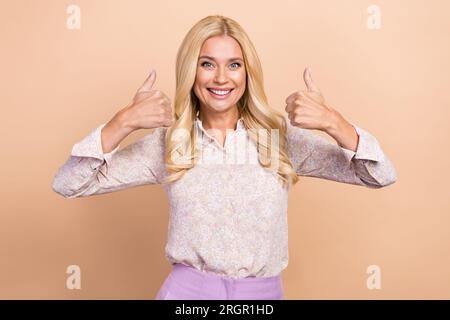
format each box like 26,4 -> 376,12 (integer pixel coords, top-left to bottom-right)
195,115 -> 245,142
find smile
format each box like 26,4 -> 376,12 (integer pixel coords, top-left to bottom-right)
207,88 -> 234,99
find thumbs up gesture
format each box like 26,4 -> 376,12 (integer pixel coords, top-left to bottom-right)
285,67 -> 337,132
121,69 -> 174,131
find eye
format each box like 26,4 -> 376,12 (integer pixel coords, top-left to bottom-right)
199,61 -> 242,69
201,61 -> 212,68
230,62 -> 241,69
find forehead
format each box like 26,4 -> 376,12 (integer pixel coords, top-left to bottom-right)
199,35 -> 243,60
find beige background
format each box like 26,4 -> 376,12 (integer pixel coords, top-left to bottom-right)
0,0 -> 449,299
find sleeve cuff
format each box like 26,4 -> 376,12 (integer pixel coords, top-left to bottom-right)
71,122 -> 121,166
339,123 -> 384,163
340,147 -> 356,162
351,123 -> 384,162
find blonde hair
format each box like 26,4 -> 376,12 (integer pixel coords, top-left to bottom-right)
161,15 -> 299,189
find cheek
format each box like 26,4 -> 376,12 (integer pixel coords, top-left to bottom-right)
193,82 -> 204,100
194,73 -> 207,95
195,69 -> 212,85
234,70 -> 246,86
193,84 -> 200,98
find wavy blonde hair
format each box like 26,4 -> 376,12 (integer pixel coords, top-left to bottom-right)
161,15 -> 299,189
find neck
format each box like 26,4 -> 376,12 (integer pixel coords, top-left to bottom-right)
198,108 -> 241,131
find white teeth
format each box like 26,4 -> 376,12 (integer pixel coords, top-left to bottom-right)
209,89 -> 231,95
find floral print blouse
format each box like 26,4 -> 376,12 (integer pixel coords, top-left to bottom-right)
52,116 -> 397,279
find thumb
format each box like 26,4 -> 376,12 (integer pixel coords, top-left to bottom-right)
303,67 -> 320,93
137,69 -> 156,93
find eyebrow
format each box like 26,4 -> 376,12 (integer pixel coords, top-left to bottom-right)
198,55 -> 244,62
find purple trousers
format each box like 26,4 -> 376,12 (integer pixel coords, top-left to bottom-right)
155,263 -> 285,300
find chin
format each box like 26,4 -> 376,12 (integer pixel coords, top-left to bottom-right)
207,104 -> 233,112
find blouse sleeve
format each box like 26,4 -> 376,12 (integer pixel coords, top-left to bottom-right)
52,123 -> 166,198
286,121 -> 397,188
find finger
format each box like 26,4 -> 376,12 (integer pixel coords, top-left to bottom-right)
163,116 -> 174,127
285,102 -> 301,113
137,69 -> 156,93
287,110 -> 297,121
289,112 -> 309,123
303,67 -> 320,93
298,91 -> 323,107
285,94 -> 310,112
162,98 -> 173,113
286,89 -> 306,105
164,108 -> 173,119
285,99 -> 300,113
285,91 -> 298,105
285,102 -> 293,113
163,104 -> 172,115
286,112 -> 292,123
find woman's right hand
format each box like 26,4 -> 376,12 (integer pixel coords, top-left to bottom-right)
120,69 -> 173,131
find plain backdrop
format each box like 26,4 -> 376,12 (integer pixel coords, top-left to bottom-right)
0,0 -> 449,299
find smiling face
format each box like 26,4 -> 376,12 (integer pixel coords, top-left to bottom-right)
193,35 -> 246,116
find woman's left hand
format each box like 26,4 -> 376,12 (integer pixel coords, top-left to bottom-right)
285,67 -> 359,151
285,67 -> 340,132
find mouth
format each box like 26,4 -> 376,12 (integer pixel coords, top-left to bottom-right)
207,88 -> 234,99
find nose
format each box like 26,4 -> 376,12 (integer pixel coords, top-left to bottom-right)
214,66 -> 228,83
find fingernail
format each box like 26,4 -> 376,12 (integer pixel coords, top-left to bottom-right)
149,68 -> 154,75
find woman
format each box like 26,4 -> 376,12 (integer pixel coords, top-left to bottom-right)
52,15 -> 397,300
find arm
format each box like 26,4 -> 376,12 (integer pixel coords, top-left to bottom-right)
52,69 -> 173,198
286,120 -> 397,188
51,122 -> 166,198
284,67 -> 397,188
